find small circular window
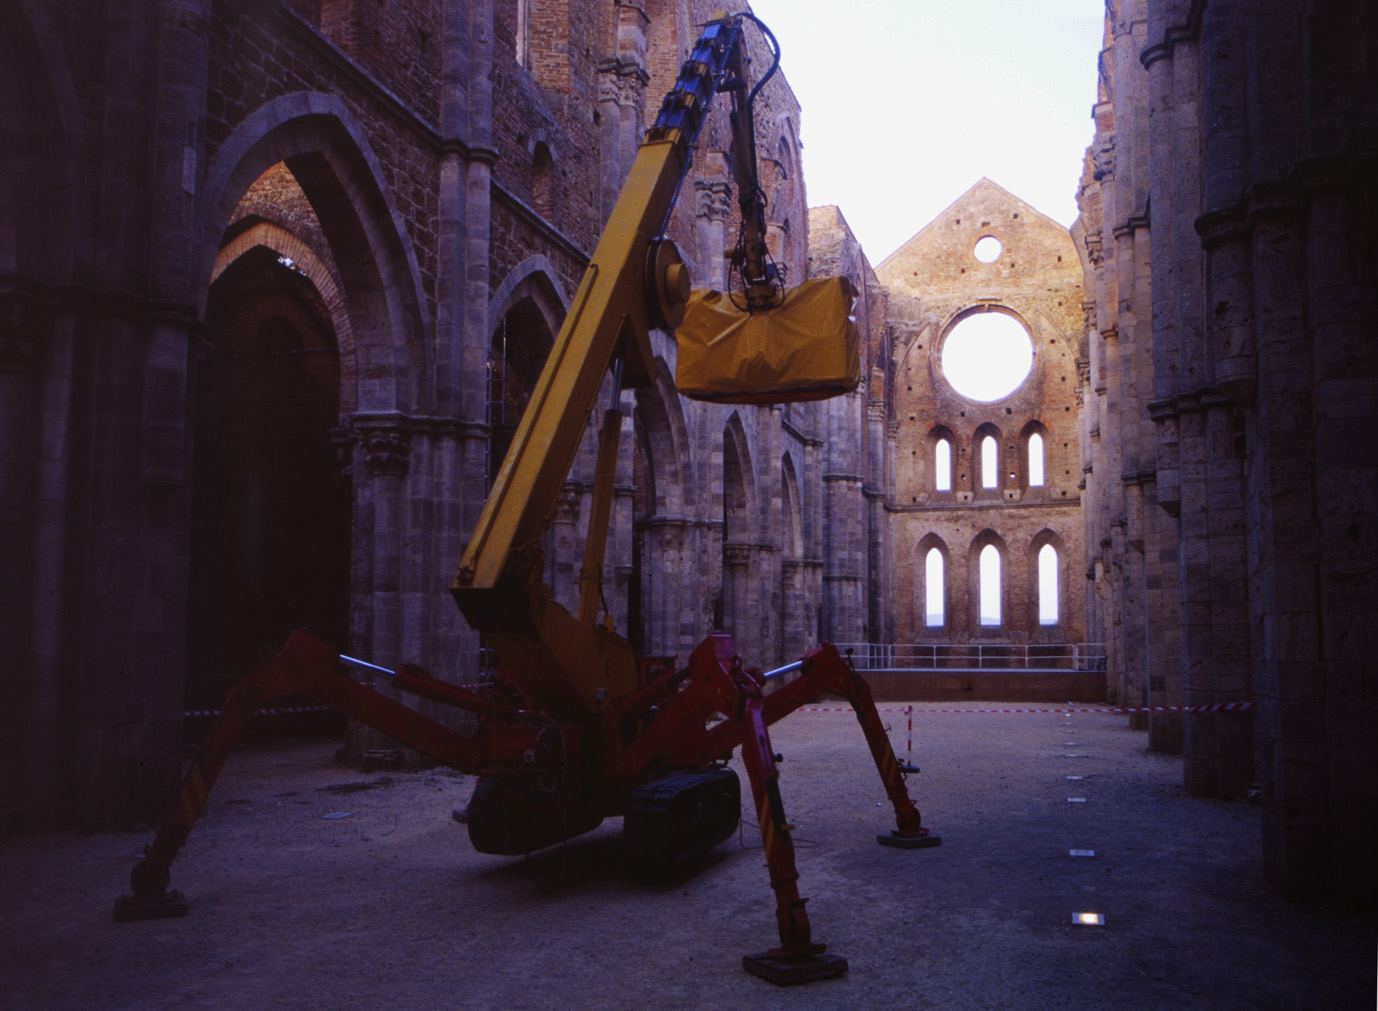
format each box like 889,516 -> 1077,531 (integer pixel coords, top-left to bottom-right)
973,235 -> 1002,263
941,311 -> 1033,401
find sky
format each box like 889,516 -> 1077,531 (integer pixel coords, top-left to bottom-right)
746,0 -> 1107,265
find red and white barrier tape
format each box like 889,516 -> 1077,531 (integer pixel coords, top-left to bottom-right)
187,700 -> 1253,719
184,706 -> 334,718
800,702 -> 1254,715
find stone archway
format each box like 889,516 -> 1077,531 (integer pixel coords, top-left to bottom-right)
198,97 -> 432,691
484,260 -> 568,617
631,357 -> 694,660
188,245 -> 351,717
199,96 -> 431,417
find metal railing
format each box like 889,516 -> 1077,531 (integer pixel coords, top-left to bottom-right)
834,642 -> 1107,672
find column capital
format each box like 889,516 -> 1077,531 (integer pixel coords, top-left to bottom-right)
350,422 -> 411,478
695,180 -> 733,222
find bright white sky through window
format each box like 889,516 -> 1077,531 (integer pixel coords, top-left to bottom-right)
747,0 -> 1105,262
979,545 -> 1001,626
1039,543 -> 1059,624
925,548 -> 944,626
944,313 -> 1034,402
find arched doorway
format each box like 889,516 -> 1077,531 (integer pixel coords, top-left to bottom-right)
188,242 -> 350,715
630,359 -> 693,660
193,102 -> 429,752
486,296 -> 556,490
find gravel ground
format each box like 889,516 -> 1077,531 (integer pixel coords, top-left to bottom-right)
2,703 -> 1374,1010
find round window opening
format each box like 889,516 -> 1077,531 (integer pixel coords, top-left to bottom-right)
973,235 -> 1002,263
941,312 -> 1034,401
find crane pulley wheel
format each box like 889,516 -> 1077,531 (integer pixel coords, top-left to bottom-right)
646,237 -> 691,331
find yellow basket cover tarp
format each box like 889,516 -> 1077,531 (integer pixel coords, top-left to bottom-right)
674,276 -> 860,404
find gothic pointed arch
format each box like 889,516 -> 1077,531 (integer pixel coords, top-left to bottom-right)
191,242 -> 350,707
915,532 -> 952,634
722,410 -> 757,543
485,260 -> 567,489
972,421 -> 1004,496
778,450 -> 808,658
488,255 -> 570,336
1018,418 -> 1051,493
628,356 -> 697,659
928,423 -> 957,494
1028,528 -> 1068,636
199,95 -> 431,415
633,356 -> 693,518
968,529 -> 1009,631
212,220 -> 356,371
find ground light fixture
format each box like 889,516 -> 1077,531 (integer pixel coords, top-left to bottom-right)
1073,912 -> 1105,926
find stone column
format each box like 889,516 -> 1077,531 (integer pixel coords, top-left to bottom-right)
753,542 -> 778,668
548,486 -> 582,614
640,517 -> 687,660
780,559 -> 804,658
1304,181 -> 1378,904
449,0 -> 496,681
352,422 -> 411,662
0,294 -> 47,828
695,181 -> 732,291
723,543 -> 752,660
1250,195 -> 1323,888
874,417 -> 900,645
343,420 -> 410,766
610,409 -> 636,636
598,5 -> 649,221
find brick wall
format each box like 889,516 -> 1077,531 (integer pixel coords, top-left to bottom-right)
878,180 -> 1088,652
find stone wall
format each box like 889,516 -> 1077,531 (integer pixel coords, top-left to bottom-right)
1,0 -> 878,829
1081,0 -> 1378,905
877,180 -> 1089,656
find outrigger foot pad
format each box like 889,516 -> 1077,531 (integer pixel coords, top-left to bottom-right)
113,890 -> 189,922
742,952 -> 848,985
878,830 -> 941,849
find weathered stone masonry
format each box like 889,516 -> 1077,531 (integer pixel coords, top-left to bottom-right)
0,0 -> 884,829
878,180 -> 1089,657
1080,0 -> 1378,904
5,0 -> 1373,914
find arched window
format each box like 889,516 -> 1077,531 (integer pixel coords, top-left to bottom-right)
935,438 -> 952,492
1028,432 -> 1045,487
925,548 -> 944,627
981,436 -> 998,489
1038,543 -> 1059,625
979,544 -> 1001,626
